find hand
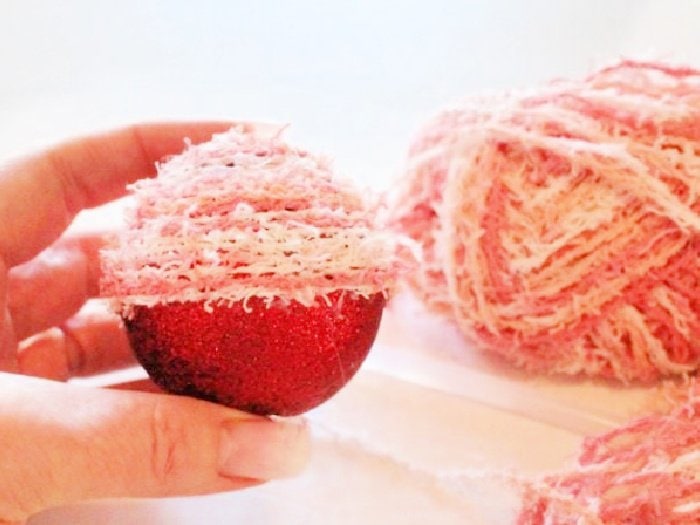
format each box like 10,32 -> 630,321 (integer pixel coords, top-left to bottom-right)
0,124 -> 310,524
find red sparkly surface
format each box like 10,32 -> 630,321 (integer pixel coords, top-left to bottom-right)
125,291 -> 385,416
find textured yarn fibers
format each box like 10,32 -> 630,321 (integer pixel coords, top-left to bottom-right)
389,60 -> 700,382
517,383 -> 700,524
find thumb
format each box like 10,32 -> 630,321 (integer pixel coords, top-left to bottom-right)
0,373 -> 310,522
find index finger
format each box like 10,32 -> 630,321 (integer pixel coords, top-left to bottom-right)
0,122 -> 233,267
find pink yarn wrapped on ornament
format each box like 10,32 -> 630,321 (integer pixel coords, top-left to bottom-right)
389,60 -> 700,382
101,124 -> 404,312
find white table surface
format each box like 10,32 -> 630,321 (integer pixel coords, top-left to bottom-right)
2,2 -> 697,523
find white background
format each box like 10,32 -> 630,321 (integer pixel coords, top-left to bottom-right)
3,1 -> 700,190
2,2 -> 699,524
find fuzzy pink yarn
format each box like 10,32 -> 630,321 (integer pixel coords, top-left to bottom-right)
389,60 -> 700,382
101,124 -> 404,313
517,383 -> 700,524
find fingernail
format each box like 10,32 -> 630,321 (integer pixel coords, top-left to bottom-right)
218,419 -> 310,480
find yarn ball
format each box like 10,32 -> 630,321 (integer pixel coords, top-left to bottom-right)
100,123 -> 403,414
389,60 -> 700,382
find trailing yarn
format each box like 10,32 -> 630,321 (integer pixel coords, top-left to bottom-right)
517,382 -> 700,524
389,60 -> 700,382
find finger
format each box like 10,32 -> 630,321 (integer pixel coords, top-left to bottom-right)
0,260 -> 17,371
0,373 -> 309,522
8,233 -> 106,340
0,121 -> 236,267
17,302 -> 134,381
0,306 -> 18,373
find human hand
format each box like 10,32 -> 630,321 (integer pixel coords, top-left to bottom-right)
0,123 -> 310,524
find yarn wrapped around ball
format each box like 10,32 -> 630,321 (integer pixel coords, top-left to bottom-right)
389,60 -> 700,382
101,124 -> 403,312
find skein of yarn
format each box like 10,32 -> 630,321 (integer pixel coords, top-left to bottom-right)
389,60 -> 700,382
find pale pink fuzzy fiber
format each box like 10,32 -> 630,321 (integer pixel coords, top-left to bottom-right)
389,60 -> 700,382
518,382 -> 700,524
101,124 -> 404,310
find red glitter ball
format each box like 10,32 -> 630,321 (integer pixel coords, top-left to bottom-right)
125,291 -> 385,416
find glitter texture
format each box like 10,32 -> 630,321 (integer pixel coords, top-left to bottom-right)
126,291 -> 385,416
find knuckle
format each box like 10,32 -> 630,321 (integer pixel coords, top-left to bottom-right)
60,324 -> 88,377
146,399 -> 190,489
127,124 -> 153,169
44,148 -> 82,216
